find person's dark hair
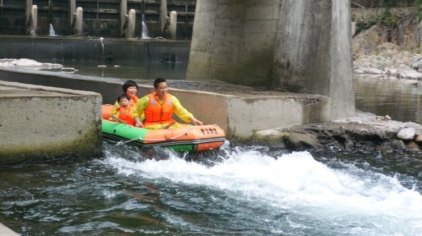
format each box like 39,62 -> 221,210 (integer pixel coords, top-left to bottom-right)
116,94 -> 130,103
153,78 -> 167,88
122,80 -> 138,92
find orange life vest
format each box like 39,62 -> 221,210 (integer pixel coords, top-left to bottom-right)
117,106 -> 135,125
144,93 -> 175,126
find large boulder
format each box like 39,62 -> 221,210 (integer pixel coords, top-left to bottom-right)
397,127 -> 416,140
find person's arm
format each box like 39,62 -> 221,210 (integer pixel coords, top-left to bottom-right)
133,96 -> 149,127
111,101 -> 119,116
110,102 -> 120,122
172,96 -> 203,126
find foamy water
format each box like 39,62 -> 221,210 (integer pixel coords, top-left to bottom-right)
0,58 -> 63,70
104,148 -> 422,235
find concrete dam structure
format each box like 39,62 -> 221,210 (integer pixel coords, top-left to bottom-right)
188,0 -> 355,120
0,0 -> 196,39
0,0 -> 356,141
0,0 -> 355,121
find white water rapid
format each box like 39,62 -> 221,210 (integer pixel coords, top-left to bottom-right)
104,148 -> 422,235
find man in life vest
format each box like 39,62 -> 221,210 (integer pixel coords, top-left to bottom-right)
112,80 -> 139,115
110,95 -> 135,125
133,78 -> 203,129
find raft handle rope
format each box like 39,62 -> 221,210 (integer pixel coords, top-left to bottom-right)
117,126 -> 197,145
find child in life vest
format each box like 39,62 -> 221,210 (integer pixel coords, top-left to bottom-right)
110,95 -> 135,125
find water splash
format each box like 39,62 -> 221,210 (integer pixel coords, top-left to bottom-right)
99,37 -> 105,60
104,148 -> 422,235
141,14 -> 150,39
0,58 -> 77,73
49,23 -> 57,36
0,58 -> 62,70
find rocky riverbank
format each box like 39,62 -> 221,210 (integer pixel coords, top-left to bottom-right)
353,11 -> 422,80
254,112 -> 422,154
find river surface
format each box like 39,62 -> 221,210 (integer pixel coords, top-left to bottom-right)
1,62 -> 422,234
62,61 -> 188,81
1,143 -> 422,235
354,75 -> 422,124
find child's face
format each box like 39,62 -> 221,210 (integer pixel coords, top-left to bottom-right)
119,98 -> 130,107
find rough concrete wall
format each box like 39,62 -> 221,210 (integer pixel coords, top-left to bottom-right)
169,89 -> 230,132
227,95 -> 330,139
136,86 -> 230,132
330,0 -> 355,119
187,0 -> 280,87
273,0 -> 355,119
1,68 -> 331,140
189,0 -> 355,120
0,37 -> 191,67
0,81 -> 102,164
0,223 -> 19,236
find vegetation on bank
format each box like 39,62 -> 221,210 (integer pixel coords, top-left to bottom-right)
353,0 -> 421,8
352,1 -> 422,79
353,0 -> 421,35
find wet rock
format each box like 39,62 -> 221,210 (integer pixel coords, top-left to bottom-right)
375,115 -> 391,121
406,141 -> 420,152
390,139 -> 406,151
255,112 -> 422,153
410,56 -> 422,71
397,127 -> 416,141
416,134 -> 422,144
253,129 -> 288,142
376,141 -> 395,153
283,133 -> 320,150
354,67 -> 384,74
396,65 -> 422,79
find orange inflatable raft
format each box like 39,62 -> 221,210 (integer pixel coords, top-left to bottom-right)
101,105 -> 226,152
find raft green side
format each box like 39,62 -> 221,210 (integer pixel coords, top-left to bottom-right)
101,120 -> 227,152
101,120 -> 194,151
102,120 -> 148,143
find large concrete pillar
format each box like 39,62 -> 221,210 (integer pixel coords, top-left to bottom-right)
188,0 -> 355,120
273,0 -> 355,119
187,0 -> 280,86
73,7 -> 83,35
120,0 -> 128,36
160,0 -> 168,35
69,0 -> 76,24
169,10 -> 177,40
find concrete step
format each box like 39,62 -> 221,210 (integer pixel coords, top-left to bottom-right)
0,80 -> 102,164
0,223 -> 19,236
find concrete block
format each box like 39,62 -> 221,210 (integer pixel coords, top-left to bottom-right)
241,33 -> 277,54
174,88 -> 330,139
215,18 -> 243,28
243,20 -> 279,33
0,223 -> 19,236
245,1 -> 280,20
187,52 -> 212,80
0,81 -> 101,164
0,68 -> 330,141
216,2 -> 245,19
